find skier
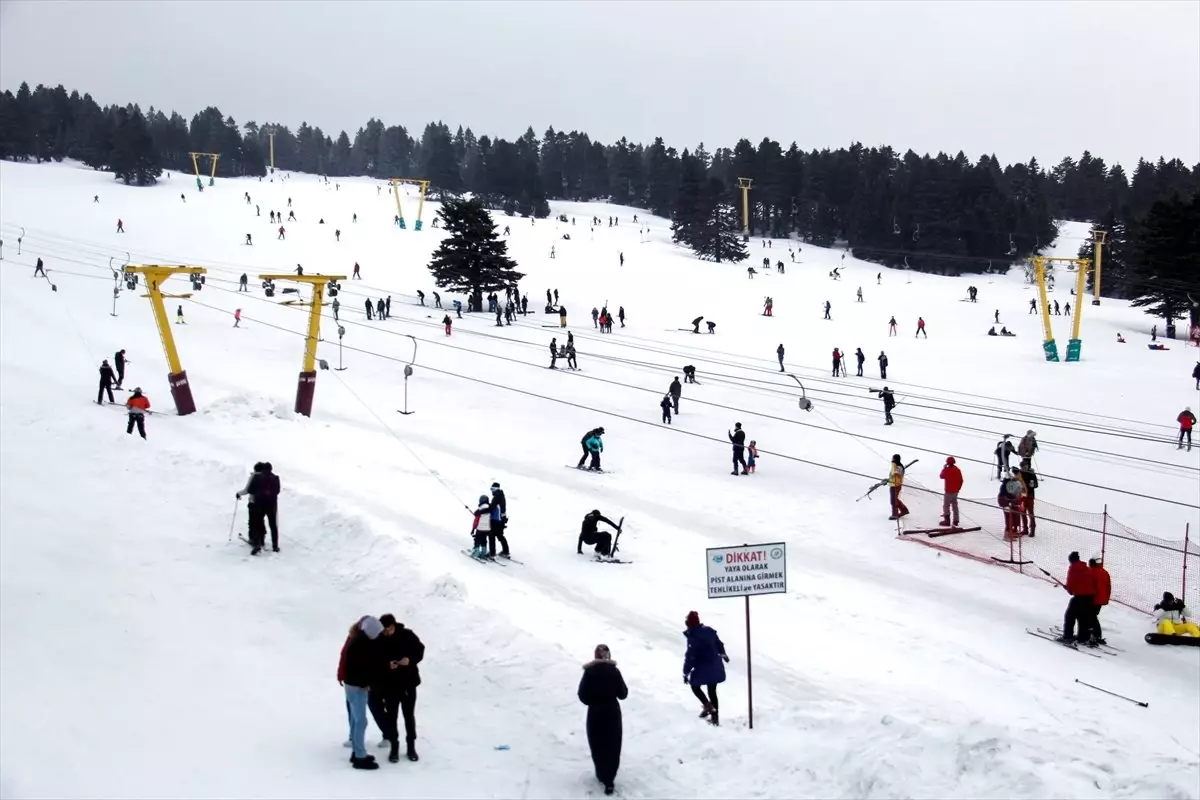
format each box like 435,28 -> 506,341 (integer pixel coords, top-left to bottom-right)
376,298 -> 385,320
278,226 -> 286,240
577,509 -> 621,557
682,365 -> 697,384
938,456 -> 962,527
335,229 -> 341,242
776,343 -> 785,372
691,316 -> 704,334
618,306 -> 625,327
125,387 -> 150,439
566,341 -> 578,370
831,348 -> 842,377
1178,407 -> 1196,450
886,454 -> 909,519
619,252 -> 624,267
915,317 -> 927,338
288,210 -> 296,221
577,427 -> 605,470
994,435 -> 1016,478
432,291 -> 442,309
876,272 -> 881,285
175,305 -> 186,325
239,273 -> 249,291
1018,430 -> 1038,460
236,462 -> 268,553
729,422 -> 748,475
668,376 -> 682,414
386,296 -> 393,317
443,314 -> 452,336
823,301 -> 831,320
747,267 -> 756,279
854,347 -> 865,377
746,441 -> 758,474
1018,459 -> 1039,535
682,611 -> 728,726
114,349 -> 129,388
1059,551 -> 1096,644
246,233 -> 253,246
1054,299 -> 1061,316
549,339 -> 559,369
341,616 -> 385,770
353,262 -> 361,279
872,386 -> 896,425
660,394 -> 673,424
521,295 -> 528,315
878,351 -> 889,380
578,643 -> 628,797
470,495 -> 492,557
583,429 -> 604,471
364,299 -> 374,321
116,219 -> 124,233
706,321 -> 716,334
34,257 -> 45,277
270,211 -> 276,223
417,290 -> 425,307
1088,557 -> 1111,646
1064,302 -> 1071,315
234,308 -> 241,328
453,299 -> 462,319
96,359 -> 116,405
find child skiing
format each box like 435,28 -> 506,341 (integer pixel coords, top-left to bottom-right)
470,495 -> 491,558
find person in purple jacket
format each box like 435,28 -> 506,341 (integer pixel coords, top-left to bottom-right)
683,611 -> 729,726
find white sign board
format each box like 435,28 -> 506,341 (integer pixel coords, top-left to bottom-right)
706,543 -> 787,599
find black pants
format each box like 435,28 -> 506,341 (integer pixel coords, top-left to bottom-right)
126,413 -> 145,438
856,361 -> 864,376
264,504 -> 279,549
1181,429 -> 1192,448
884,409 -> 894,425
732,447 -> 747,473
880,367 -> 887,379
247,504 -> 267,548
488,521 -> 509,556
690,683 -> 719,711
368,687 -> 418,744
577,444 -> 590,468
97,384 -> 114,404
1091,604 -> 1104,641
1063,594 -> 1095,640
671,394 -> 679,413
589,452 -> 602,471
662,408 -> 671,424
116,368 -> 125,388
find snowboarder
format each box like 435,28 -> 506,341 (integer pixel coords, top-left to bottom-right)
1178,407 -> 1196,451
33,257 -> 45,277
854,347 -> 865,377
1088,557 -> 1111,646
340,616 -> 384,770
878,351 -> 889,380
683,611 -> 728,726
577,427 -> 605,470
114,349 -> 129,388
668,377 -> 681,414
443,314 -> 452,336
994,435 -> 1017,479
824,301 -> 831,320
776,344 -> 785,372
872,386 -> 896,425
939,456 -> 962,527
729,423 -> 748,475
577,509 -> 621,557
578,643 -> 628,797
831,348 -> 842,377
915,317 -> 927,338
746,441 -> 758,474
1154,592 -> 1200,638
886,454 -> 909,519
97,359 -> 116,404
125,387 -> 150,439
660,394 -> 673,424
691,316 -> 704,334
1059,551 -> 1096,644
682,365 -> 697,384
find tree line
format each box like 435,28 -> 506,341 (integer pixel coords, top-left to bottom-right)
0,81 -> 1195,319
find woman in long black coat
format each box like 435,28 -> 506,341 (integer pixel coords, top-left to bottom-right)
577,644 -> 628,795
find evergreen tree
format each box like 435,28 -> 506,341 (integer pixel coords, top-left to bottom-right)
1127,194 -> 1200,327
427,197 -> 524,311
689,177 -> 748,263
109,107 -> 161,185
670,150 -> 704,248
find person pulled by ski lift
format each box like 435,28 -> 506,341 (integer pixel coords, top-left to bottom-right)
1018,459 -> 1039,535
566,341 -> 578,370
706,321 -> 716,334
1087,556 -> 1111,646
443,314 -> 453,336
871,386 -> 896,425
1018,430 -> 1038,460
1059,551 -> 1097,644
1154,592 -> 1200,637
125,387 -> 150,438
831,348 -> 843,377
691,316 -> 704,334
660,394 -> 673,424
469,495 -> 492,558
97,359 -> 116,405
488,482 -> 509,559
886,454 -> 909,520
682,365 -> 697,384
746,441 -> 759,474
577,427 -> 605,469
578,643 -> 628,797
578,509 -> 621,557
938,456 -> 963,527
994,435 -> 1016,478
34,257 -> 45,277
1177,407 -> 1196,451
729,423 -> 748,475
682,611 -> 728,726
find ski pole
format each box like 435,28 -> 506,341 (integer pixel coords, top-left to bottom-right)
1075,679 -> 1148,708
227,496 -> 241,542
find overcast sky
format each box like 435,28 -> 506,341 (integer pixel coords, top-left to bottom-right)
1,0 -> 1197,169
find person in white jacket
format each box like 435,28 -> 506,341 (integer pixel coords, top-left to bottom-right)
469,495 -> 492,559
1154,592 -> 1200,636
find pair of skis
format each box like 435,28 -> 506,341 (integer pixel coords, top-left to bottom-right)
1026,627 -> 1120,657
461,551 -> 523,566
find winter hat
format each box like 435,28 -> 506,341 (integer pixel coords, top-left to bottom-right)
379,613 -> 397,628
359,616 -> 384,640
685,611 -> 701,629
593,644 -> 611,660
479,494 -> 489,504
892,453 -> 902,463
945,456 -> 956,465
1068,551 -> 1080,563
1027,429 -> 1036,437
1089,553 -> 1103,565
491,482 -> 500,491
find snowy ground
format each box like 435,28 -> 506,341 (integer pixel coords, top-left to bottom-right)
1,161 -> 1197,800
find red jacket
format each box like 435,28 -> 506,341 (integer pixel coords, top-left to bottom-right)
1180,410 -> 1196,431
1091,565 -> 1111,605
1065,561 -> 1095,596
939,464 -> 963,493
336,618 -> 364,683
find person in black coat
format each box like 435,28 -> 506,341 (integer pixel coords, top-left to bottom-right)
660,394 -> 673,424
114,349 -> 129,389
729,422 -> 747,475
578,644 -> 628,796
668,377 -> 682,413
578,510 -> 620,557
370,614 -> 425,763
97,359 -> 116,404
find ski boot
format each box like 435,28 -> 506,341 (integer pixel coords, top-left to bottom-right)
939,518 -> 951,527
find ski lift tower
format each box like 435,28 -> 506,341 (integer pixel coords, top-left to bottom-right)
1032,256 -> 1091,362
1090,228 -> 1106,306
188,152 -> 220,190
258,272 -> 346,416
262,126 -> 278,174
389,178 -> 432,230
123,264 -> 208,415
737,177 -> 753,242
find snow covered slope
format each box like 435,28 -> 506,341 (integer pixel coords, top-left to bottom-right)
1,161 -> 1197,799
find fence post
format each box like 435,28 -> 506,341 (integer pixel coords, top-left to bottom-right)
1183,523 -> 1190,603
1100,504 -> 1108,564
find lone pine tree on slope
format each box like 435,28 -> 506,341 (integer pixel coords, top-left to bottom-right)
672,171 -> 748,264
427,197 -> 525,312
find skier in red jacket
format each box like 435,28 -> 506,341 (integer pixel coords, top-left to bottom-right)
1087,556 -> 1111,646
1059,551 -> 1096,643
938,456 -> 963,527
1178,407 -> 1196,451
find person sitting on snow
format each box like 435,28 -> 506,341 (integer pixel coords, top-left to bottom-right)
1154,592 -> 1200,637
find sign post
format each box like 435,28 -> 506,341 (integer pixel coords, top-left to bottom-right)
706,542 -> 787,729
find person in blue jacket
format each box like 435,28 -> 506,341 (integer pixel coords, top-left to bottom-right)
584,429 -> 604,472
682,611 -> 729,726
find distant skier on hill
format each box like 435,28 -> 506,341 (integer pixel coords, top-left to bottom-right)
831,348 -> 842,376
915,317 -> 927,338
433,291 -> 442,309
878,351 -> 889,379
682,365 -> 697,384
871,386 -> 896,425
364,299 -> 374,321
668,376 -> 682,413
824,301 -> 831,320
34,257 -> 45,277
855,347 -> 865,377
691,316 -> 704,334
1178,407 -> 1196,451
417,290 -> 425,306
776,344 -> 785,372
660,394 -> 673,425
888,317 -> 897,336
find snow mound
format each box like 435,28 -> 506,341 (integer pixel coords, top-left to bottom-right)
201,392 -> 297,422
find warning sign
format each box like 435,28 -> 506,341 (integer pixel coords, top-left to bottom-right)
706,543 -> 787,599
